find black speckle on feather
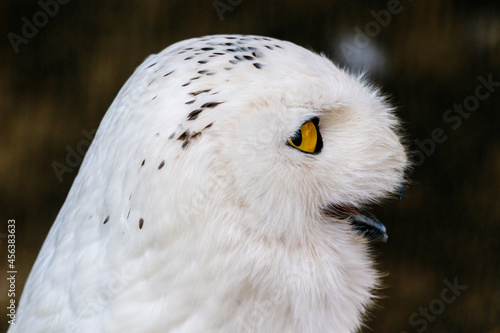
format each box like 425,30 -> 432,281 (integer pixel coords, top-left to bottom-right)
190,89 -> 211,96
191,132 -> 201,140
187,109 -> 204,121
201,101 -> 224,108
178,130 -> 190,141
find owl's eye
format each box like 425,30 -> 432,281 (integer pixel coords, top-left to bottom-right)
288,117 -> 323,154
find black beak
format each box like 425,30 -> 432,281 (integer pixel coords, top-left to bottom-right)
350,210 -> 388,243
323,178 -> 408,243
323,204 -> 388,243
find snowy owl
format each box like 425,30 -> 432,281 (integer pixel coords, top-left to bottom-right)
11,35 -> 408,333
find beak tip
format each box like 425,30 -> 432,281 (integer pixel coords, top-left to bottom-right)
351,213 -> 388,243
381,233 -> 388,243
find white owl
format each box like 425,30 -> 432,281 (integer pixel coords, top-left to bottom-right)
11,35 -> 408,333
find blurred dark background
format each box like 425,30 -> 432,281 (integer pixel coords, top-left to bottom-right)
1,0 -> 499,332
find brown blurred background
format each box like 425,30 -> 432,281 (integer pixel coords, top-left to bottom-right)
1,0 -> 499,332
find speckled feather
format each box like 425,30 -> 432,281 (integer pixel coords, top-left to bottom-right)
11,35 -> 408,333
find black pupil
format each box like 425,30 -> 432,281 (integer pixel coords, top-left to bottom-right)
291,129 -> 302,146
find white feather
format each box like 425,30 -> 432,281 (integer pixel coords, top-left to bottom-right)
11,35 -> 408,333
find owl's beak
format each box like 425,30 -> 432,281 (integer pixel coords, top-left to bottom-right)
323,204 -> 388,243
347,177 -> 407,242
350,210 -> 388,243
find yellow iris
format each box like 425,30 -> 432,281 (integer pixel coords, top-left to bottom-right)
288,118 -> 322,154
